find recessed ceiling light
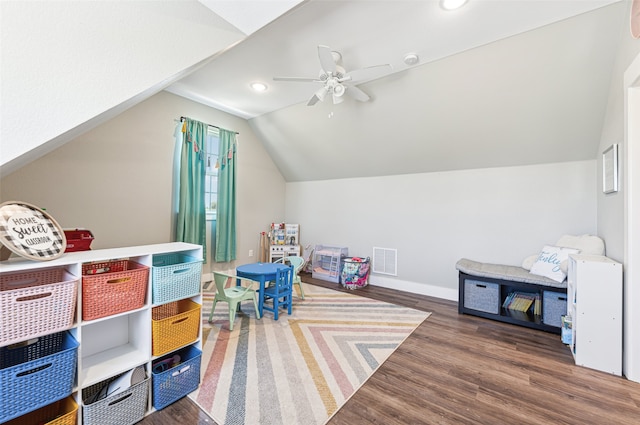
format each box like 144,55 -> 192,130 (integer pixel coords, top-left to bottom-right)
250,82 -> 268,92
440,0 -> 468,11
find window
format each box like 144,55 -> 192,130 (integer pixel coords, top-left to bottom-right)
205,128 -> 219,220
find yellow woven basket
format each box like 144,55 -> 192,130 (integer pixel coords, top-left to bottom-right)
4,397 -> 77,425
152,299 -> 200,356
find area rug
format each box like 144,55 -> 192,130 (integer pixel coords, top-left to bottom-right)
190,281 -> 431,425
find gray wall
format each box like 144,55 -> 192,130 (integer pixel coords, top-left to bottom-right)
286,160 -> 596,299
596,0 -> 640,383
0,91 -> 286,274
597,0 -> 640,264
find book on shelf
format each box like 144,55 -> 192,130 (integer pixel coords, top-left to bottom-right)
502,292 -> 536,312
534,293 -> 541,316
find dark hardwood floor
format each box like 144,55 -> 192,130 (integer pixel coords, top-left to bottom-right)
140,274 -> 640,424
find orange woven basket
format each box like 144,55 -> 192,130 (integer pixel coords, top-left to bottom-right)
82,260 -> 149,321
152,299 -> 200,356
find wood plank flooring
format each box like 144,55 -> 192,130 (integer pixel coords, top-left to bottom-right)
140,274 -> 640,424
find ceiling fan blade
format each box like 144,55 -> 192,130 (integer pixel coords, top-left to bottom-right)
307,86 -> 329,106
307,94 -> 321,106
318,45 -> 337,75
345,64 -> 392,83
346,85 -> 370,102
274,76 -> 320,83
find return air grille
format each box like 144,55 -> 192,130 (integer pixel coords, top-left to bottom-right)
372,247 -> 397,276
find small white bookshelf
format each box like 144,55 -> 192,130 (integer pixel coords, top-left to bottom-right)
567,254 -> 622,375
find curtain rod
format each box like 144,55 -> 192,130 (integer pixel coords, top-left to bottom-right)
180,116 -> 239,135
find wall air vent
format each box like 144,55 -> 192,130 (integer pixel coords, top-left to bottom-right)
372,247 -> 397,276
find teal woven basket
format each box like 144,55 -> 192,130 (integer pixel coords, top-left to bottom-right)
152,253 -> 203,304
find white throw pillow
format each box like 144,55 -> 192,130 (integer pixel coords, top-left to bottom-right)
555,234 -> 605,255
521,254 -> 538,271
529,245 -> 580,282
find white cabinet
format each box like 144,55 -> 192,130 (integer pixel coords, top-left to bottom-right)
0,242 -> 203,423
567,254 -> 622,375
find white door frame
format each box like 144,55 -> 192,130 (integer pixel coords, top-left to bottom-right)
624,52 -> 640,382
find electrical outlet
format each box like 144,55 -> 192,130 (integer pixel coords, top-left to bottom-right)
249,250 -> 254,257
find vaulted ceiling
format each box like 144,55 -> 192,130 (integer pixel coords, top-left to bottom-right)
1,1 -> 628,182
169,0 -> 626,182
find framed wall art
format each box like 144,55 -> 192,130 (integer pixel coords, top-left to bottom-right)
602,144 -> 619,194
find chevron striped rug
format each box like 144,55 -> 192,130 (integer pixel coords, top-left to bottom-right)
191,281 -> 430,425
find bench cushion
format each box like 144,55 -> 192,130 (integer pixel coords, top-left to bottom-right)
455,258 -> 567,289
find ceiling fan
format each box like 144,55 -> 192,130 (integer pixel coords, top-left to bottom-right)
273,45 -> 392,106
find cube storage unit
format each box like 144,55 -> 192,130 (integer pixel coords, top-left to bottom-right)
0,267 -> 77,346
4,397 -> 78,425
567,254 -> 623,375
0,331 -> 79,423
0,242 -> 203,424
152,344 -> 202,410
458,272 -> 567,334
152,253 -> 202,304
152,299 -> 201,356
82,260 -> 149,321
312,245 -> 348,283
82,370 -> 150,425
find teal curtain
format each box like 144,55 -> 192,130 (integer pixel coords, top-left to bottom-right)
215,129 -> 237,262
175,118 -> 207,260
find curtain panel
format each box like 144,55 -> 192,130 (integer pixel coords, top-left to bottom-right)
175,118 -> 207,260
215,129 -> 237,262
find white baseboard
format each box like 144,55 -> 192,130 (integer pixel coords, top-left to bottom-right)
234,272 -> 458,302
368,274 -> 458,301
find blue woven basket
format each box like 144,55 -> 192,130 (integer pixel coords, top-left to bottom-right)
152,254 -> 203,304
152,344 -> 202,410
0,331 -> 78,423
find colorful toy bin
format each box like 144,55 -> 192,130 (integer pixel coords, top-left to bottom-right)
340,257 -> 371,289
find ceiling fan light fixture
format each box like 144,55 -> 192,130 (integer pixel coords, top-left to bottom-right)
333,83 -> 345,97
440,0 -> 468,11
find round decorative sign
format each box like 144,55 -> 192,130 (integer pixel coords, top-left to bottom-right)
0,201 -> 67,261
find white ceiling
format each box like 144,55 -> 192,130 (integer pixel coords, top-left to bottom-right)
166,0 -> 627,182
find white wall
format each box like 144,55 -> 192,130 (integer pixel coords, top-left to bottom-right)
286,161 -> 596,300
597,0 -> 640,264
595,0 -> 640,382
0,0 -> 244,176
0,91 -> 286,273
